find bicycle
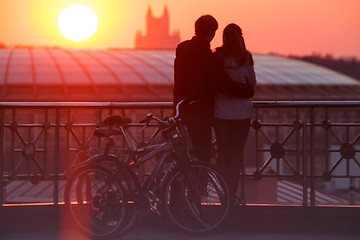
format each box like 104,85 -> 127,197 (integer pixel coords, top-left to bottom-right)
64,100 -> 232,239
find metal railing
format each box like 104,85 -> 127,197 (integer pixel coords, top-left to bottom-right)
0,101 -> 359,207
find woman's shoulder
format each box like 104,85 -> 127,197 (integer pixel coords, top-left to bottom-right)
247,51 -> 254,66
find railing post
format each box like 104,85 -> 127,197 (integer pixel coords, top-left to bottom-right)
324,108 -> 329,174
310,107 -> 316,206
303,121 -> 308,207
54,108 -> 60,205
0,108 -> 4,206
241,151 -> 246,206
255,108 -> 259,174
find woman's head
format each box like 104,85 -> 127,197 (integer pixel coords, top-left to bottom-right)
223,23 -> 243,44
220,23 -> 250,66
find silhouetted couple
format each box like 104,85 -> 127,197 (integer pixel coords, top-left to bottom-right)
173,15 -> 257,203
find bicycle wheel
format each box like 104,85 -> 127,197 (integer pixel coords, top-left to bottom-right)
64,166 -> 137,239
162,162 -> 231,234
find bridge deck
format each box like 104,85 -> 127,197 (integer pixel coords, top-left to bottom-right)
1,205 -> 359,239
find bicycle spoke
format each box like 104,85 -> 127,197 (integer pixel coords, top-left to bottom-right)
64,166 -> 138,239
163,162 -> 231,234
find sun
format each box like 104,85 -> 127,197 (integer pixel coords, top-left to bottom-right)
58,5 -> 98,42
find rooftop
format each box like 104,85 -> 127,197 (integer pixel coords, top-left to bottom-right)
1,48 -> 360,101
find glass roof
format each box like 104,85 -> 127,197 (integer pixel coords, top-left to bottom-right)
254,54 -> 359,85
0,48 -> 359,101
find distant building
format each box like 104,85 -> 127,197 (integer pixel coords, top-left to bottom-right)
135,5 -> 180,49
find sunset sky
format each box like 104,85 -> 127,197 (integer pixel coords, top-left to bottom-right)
0,0 -> 359,58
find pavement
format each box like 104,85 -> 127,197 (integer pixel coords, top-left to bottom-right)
1,205 -> 360,240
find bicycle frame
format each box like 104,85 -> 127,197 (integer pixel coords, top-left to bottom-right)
125,138 -> 181,198
103,122 -> 188,211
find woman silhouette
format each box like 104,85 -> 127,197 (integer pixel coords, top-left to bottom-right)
214,23 -> 257,202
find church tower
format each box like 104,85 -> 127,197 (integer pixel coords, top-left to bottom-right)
135,5 -> 180,49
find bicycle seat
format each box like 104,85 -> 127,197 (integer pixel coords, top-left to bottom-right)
93,128 -> 122,138
103,115 -> 132,127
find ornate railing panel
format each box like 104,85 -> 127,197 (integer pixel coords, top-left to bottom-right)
250,101 -> 360,206
0,101 -> 359,207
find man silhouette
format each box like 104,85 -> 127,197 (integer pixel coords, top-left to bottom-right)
173,15 -> 254,163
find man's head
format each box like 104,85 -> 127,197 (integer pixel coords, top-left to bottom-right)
195,15 -> 218,41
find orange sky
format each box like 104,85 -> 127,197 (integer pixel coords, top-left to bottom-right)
0,0 -> 359,58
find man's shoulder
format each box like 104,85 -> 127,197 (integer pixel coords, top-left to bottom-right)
177,39 -> 191,47
175,40 -> 192,58
176,37 -> 212,58
176,39 -> 192,50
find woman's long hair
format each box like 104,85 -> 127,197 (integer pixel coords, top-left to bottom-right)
217,23 -> 253,67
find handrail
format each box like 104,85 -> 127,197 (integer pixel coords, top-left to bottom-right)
253,100 -> 360,108
1,100 -> 360,108
0,102 -> 173,108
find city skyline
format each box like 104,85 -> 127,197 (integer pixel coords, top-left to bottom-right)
0,0 -> 359,59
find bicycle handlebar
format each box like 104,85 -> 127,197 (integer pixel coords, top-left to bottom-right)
92,99 -> 191,149
172,99 -> 184,120
138,99 -> 185,126
139,113 -> 154,124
